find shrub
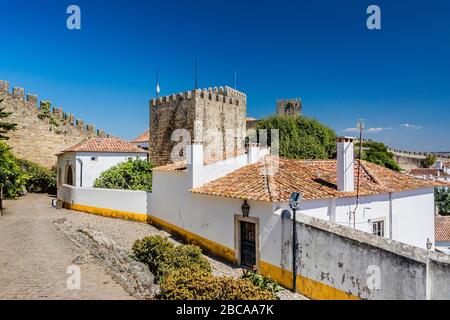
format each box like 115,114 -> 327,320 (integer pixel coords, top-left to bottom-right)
93,159 -> 154,192
160,268 -> 275,300
435,187 -> 450,216
241,269 -> 282,296
360,141 -> 402,171
17,159 -> 56,194
0,142 -> 27,199
132,236 -> 211,281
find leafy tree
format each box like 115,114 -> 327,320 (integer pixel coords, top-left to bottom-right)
256,115 -> 336,159
0,141 -> 27,199
17,159 -> 56,194
422,154 -> 437,168
435,187 -> 450,216
0,99 -> 17,140
93,159 -> 154,192
359,141 -> 402,171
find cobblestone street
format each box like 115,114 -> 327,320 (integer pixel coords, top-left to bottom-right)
0,194 -> 133,300
0,193 -> 306,300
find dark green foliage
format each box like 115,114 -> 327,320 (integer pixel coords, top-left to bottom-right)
0,142 -> 27,199
359,141 -> 402,171
0,99 -> 17,140
422,154 -> 437,168
241,269 -> 282,296
435,187 -> 450,216
132,236 -> 211,282
93,159 -> 154,192
17,159 -> 56,194
256,115 -> 336,160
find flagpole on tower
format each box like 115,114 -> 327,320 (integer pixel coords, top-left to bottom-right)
194,57 -> 198,90
156,70 -> 160,98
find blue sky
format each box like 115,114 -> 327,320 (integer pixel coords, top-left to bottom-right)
1,0 -> 449,151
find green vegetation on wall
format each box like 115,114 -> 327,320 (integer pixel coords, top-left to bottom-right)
359,141 -> 402,171
93,159 -> 154,192
0,142 -> 27,199
256,115 -> 336,160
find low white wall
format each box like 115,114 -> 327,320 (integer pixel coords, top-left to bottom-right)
58,184 -> 149,215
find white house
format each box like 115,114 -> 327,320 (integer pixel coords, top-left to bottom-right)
56,137 -> 148,188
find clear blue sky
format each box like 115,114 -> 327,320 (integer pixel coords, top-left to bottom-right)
1,0 -> 449,151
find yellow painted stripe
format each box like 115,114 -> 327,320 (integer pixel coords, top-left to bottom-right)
63,203 -> 149,222
63,202 -> 359,300
260,261 -> 360,300
62,202 -> 236,264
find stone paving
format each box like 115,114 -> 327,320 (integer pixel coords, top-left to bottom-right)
0,193 -> 306,300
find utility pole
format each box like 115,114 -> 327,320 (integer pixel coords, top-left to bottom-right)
353,119 -> 365,229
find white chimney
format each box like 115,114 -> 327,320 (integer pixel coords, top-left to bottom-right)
248,143 -> 260,164
186,141 -> 204,188
336,137 -> 355,192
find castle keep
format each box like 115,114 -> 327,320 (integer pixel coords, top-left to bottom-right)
0,80 -> 107,168
276,98 -> 302,116
149,86 -> 246,165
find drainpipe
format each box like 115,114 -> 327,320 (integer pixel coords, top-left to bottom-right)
76,158 -> 83,187
389,192 -> 393,240
292,207 -> 297,293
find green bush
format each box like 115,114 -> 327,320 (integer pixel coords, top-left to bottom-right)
0,142 -> 27,199
435,187 -> 450,216
160,268 -> 275,300
17,159 -> 56,194
256,115 -> 336,160
94,158 -> 154,192
132,236 -> 211,281
241,269 -> 282,296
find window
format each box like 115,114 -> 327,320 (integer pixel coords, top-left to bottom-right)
372,220 -> 385,237
90,156 -> 98,161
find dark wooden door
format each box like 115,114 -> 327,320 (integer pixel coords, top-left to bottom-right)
240,221 -> 256,268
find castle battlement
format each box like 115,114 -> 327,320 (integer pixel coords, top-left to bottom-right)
0,80 -> 107,137
150,86 -> 246,107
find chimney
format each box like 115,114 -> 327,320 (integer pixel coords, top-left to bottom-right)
336,137 -> 355,192
186,141 -> 204,188
247,143 -> 260,164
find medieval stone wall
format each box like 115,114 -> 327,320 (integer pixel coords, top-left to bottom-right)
0,80 -> 107,168
149,86 -> 246,165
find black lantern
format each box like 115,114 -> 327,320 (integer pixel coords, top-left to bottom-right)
241,200 -> 250,217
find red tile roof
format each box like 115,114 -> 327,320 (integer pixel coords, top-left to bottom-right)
407,168 -> 450,178
435,215 -> 450,242
131,129 -> 149,143
190,156 -> 442,202
58,137 -> 147,154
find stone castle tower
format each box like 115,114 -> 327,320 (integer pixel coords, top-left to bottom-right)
149,86 -> 246,165
276,98 -> 302,116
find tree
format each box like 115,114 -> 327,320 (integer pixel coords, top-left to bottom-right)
0,99 -> 17,140
256,115 -> 336,160
435,188 -> 450,216
359,141 -> 402,171
93,159 -> 154,192
422,154 -> 437,168
0,141 -> 27,199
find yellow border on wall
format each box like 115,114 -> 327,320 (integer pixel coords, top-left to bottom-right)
63,202 -> 359,300
260,261 -> 360,300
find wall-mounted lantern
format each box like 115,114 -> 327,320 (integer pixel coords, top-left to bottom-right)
241,200 -> 250,217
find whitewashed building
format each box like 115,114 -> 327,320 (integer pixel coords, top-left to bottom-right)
56,137 -> 147,188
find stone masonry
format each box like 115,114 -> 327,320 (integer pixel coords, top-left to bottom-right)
276,98 -> 302,116
149,86 -> 247,165
0,80 -> 108,168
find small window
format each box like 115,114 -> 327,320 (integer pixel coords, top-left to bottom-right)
372,220 -> 385,237
91,156 -> 98,161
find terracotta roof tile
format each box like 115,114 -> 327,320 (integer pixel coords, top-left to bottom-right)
131,129 -> 149,143
407,168 -> 450,178
436,215 -> 450,242
58,137 -> 147,154
190,156 -> 442,202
